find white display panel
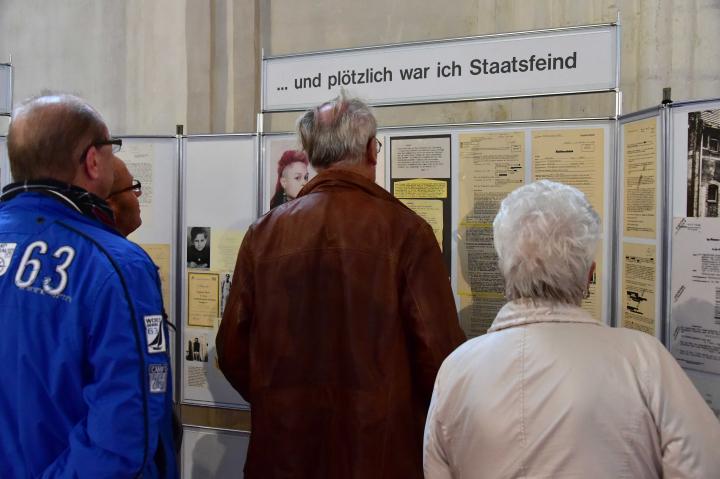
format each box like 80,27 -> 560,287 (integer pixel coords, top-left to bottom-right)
380,120 -> 614,338
116,137 -> 180,383
182,135 -> 257,409
263,25 -> 618,111
668,99 -> 720,417
0,64 -> 10,115
181,426 -> 249,478
119,138 -> 178,315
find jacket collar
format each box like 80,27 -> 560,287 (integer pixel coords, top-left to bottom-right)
1,179 -> 117,230
298,168 -> 401,204
488,298 -> 602,333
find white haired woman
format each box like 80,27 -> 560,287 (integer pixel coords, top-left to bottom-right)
424,180 -> 720,478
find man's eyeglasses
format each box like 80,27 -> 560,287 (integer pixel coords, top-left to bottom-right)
80,138 -> 122,162
107,179 -> 141,198
375,138 -> 382,154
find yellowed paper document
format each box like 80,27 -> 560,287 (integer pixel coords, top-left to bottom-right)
457,131 -> 525,337
621,242 -> 656,335
391,136 -> 451,179
400,199 -> 443,249
623,118 -> 657,238
188,272 -> 220,327
210,229 -> 246,272
459,131 -> 525,224
393,179 -> 447,199
140,243 -> 171,315
532,128 -> 604,219
117,143 -> 155,208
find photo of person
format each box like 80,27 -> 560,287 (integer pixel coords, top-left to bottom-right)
220,272 -> 232,317
187,226 -> 211,269
269,150 -> 310,209
265,137 -> 317,212
687,110 -> 720,217
185,334 -> 209,362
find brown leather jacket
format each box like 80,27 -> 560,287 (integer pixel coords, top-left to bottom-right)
217,168 -> 466,479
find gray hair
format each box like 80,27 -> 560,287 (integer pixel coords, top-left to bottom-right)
296,91 -> 377,169
493,180 -> 601,305
8,93 -> 106,182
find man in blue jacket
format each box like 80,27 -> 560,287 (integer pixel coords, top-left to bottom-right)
0,94 -> 178,478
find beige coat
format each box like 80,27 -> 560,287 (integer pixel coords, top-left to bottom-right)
424,299 -> 720,479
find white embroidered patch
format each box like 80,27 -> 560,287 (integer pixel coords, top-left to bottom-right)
0,243 -> 17,277
149,364 -> 168,393
144,315 -> 166,354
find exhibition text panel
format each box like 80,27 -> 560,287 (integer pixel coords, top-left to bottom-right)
264,26 -> 617,110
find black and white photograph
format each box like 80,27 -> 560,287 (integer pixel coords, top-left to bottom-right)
687,110 -> 720,217
219,272 -> 232,317
187,226 -> 211,269
185,334 -> 209,363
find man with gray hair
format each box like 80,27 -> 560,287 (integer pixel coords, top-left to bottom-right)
217,92 -> 465,478
0,94 -> 177,478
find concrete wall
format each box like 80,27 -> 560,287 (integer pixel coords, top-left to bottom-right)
0,0 -> 718,134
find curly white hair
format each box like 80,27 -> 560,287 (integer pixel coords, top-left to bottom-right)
493,180 -> 601,305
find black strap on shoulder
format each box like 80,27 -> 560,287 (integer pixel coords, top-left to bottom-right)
57,221 -> 150,478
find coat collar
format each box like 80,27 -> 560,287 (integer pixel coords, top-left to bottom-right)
298,168 -> 400,204
488,298 -> 602,333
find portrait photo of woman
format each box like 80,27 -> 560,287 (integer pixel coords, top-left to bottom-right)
269,150 -> 310,209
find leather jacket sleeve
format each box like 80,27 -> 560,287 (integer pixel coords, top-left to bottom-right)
400,222 -> 466,401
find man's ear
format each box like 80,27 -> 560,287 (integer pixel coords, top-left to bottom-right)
365,137 -> 377,166
82,146 -> 101,181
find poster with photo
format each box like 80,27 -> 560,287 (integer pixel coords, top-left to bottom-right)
187,226 -> 211,269
182,325 -> 248,408
265,137 -> 315,212
687,109 -> 720,217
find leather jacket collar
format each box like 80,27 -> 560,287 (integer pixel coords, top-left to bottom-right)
298,168 -> 400,205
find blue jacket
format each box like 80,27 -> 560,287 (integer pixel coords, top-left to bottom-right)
0,192 -> 178,478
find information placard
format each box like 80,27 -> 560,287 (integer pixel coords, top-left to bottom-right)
263,25 -> 617,111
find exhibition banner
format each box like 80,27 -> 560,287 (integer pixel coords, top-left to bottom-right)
0,64 -> 10,115
263,25 -> 617,111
